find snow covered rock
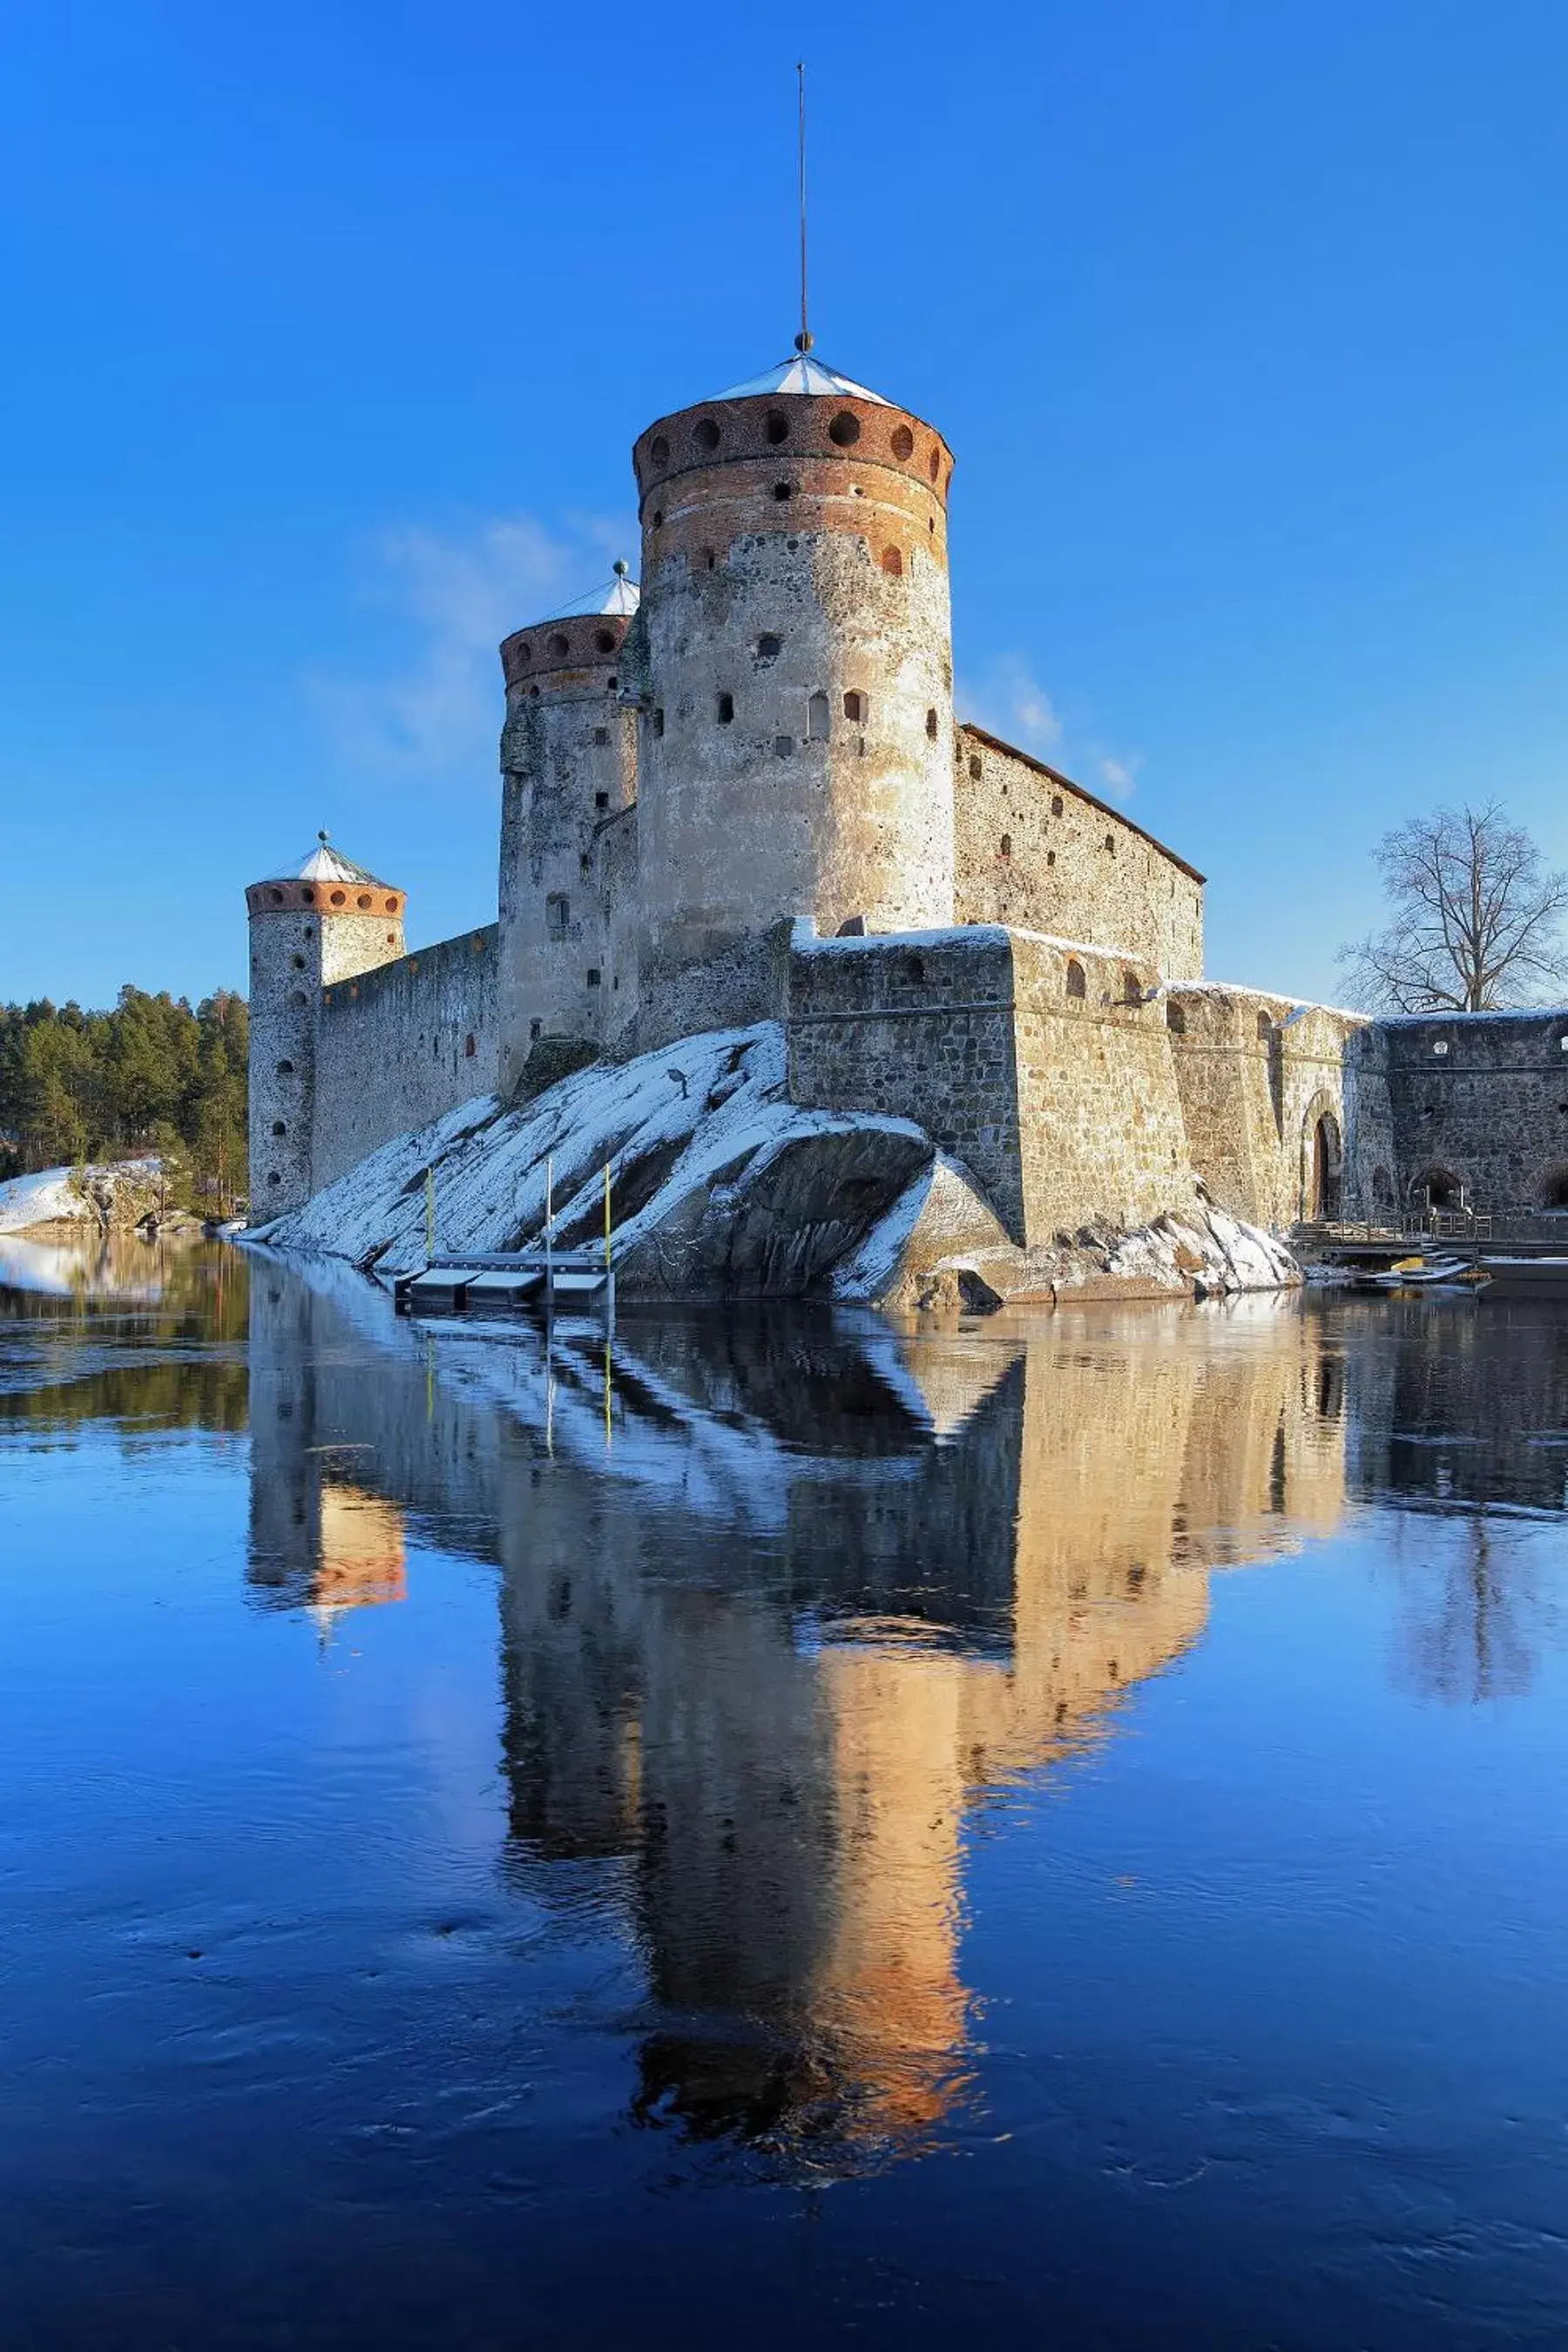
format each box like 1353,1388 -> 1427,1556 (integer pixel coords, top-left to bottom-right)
0,1160 -> 170,1236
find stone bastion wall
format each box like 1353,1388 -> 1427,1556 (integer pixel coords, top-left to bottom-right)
1344,1011 -> 1568,1215
787,925 -> 1363,1245
313,926 -> 501,1194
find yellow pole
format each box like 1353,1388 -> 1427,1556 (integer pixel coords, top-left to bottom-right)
604,1162 -> 612,1271
425,1166 -> 435,1258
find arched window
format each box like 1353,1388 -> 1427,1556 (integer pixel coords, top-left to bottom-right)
1166,999 -> 1186,1034
464,1033 -> 476,1057
881,546 -> 903,578
1065,960 -> 1086,1000
998,833 -> 1011,858
546,894 -> 569,938
808,692 -> 830,741
843,689 -> 868,723
1312,1113 -> 1344,1220
1123,970 -> 1142,1003
1257,1010 -> 1273,1043
1544,1168 -> 1568,1209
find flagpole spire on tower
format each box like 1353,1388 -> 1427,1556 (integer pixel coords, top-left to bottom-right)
795,61 -> 813,355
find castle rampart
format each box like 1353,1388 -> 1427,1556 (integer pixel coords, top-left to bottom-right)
1344,1012 -> 1568,1216
313,925 -> 500,1193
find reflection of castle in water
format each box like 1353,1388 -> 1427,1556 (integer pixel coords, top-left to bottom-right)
247,1270 -> 1351,2152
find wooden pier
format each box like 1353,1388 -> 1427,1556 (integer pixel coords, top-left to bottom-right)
394,1250 -> 612,1317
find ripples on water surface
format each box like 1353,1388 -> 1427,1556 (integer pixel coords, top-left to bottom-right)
4,1233 -> 1568,2347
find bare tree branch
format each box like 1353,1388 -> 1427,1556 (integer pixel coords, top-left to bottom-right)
1337,800 -> 1568,1012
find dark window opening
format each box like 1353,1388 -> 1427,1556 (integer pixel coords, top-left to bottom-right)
773,482 -> 793,502
594,790 -> 609,809
652,707 -> 665,737
891,423 -> 915,459
276,1058 -> 294,1077
693,418 -> 720,451
881,546 -> 903,577
1166,999 -> 1186,1034
969,754 -> 983,779
593,628 -> 615,654
1123,970 -> 1142,1003
843,689 -> 868,723
808,691 -> 830,741
464,1032 -> 476,1057
757,633 -> 781,659
271,1119 -> 287,1137
1065,960 -> 1087,1000
1105,834 -> 1117,854
925,708 -> 939,739
586,969 -> 601,988
765,411 -> 789,445
652,509 -> 664,528
592,726 -> 609,746
650,435 -> 670,465
717,692 -> 734,723
546,893 -> 569,938
999,833 -> 1011,858
1051,794 -> 1064,816
1257,1010 -> 1273,1042
548,632 -> 570,659
828,410 -> 861,447
774,734 -> 794,758
530,1018 -> 543,1041
1046,849 -> 1056,867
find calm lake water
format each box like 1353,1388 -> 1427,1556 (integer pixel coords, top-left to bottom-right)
4,1235 -> 1568,2349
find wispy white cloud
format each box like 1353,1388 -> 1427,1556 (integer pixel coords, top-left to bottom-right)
958,654 -> 1064,758
1094,752 -> 1142,801
310,511 -> 635,781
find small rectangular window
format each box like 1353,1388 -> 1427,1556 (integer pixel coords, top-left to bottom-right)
546,893 -> 569,938
586,968 -> 601,987
594,790 -> 609,810
774,734 -> 794,758
807,691 -> 830,741
652,708 -> 665,738
592,726 -> 609,747
717,692 -> 734,723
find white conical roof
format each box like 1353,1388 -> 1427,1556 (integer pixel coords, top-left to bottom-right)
530,563 -> 641,624
281,834 -> 393,889
715,353 -> 893,405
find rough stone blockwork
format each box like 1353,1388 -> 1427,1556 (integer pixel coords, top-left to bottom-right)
1345,1011 -> 1568,1215
314,927 -> 500,1192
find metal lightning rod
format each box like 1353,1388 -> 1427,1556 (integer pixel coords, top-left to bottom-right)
795,62 -> 812,355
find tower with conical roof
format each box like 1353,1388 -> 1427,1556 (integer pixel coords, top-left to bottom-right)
497,565 -> 639,1091
626,344 -> 957,1044
244,835 -> 406,1213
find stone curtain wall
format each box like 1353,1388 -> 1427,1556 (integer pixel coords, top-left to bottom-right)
955,727 -> 1205,982
313,926 -> 500,1193
1167,987 -> 1364,1226
787,928 -> 1025,1240
1345,1012 -> 1568,1215
790,924 -> 1364,1244
1007,934 -> 1194,1236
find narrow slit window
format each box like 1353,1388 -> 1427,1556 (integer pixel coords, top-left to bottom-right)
807,691 -> 830,741
716,692 -> 734,724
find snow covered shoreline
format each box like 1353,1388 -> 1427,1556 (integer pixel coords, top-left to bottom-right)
247,1021 -> 1302,1310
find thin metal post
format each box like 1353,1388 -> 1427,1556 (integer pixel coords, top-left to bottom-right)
795,62 -> 810,354
425,1166 -> 435,1259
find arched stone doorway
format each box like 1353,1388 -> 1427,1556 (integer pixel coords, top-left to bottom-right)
1542,1166 -> 1568,1211
1409,1166 -> 1463,1213
1306,1106 -> 1342,1220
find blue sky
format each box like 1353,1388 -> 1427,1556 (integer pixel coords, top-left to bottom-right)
2,0 -> 1565,1010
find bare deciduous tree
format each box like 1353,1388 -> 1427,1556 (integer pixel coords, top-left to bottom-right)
1338,800 -> 1568,1011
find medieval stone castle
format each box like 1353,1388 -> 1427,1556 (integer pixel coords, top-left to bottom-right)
247,345 -> 1568,1246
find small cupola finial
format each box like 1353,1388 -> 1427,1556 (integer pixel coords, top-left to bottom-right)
612,558 -> 629,578
318,828 -> 330,845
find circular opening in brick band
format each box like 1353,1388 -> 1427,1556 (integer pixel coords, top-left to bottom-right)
357,893 -> 371,909
301,888 -> 315,904
276,1058 -> 294,1076
268,887 -> 284,904
652,509 -> 664,527
513,639 -> 531,663
765,411 -> 789,445
928,447 -> 941,481
693,418 -> 720,451
890,424 -> 915,459
828,411 -> 861,447
385,897 -> 397,913
549,632 -> 570,658
881,547 -> 903,577
651,436 -> 670,466
594,627 -> 616,654
329,889 -> 346,905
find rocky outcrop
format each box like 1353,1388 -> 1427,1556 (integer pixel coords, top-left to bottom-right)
247,1022 -> 1302,1308
0,1160 -> 191,1238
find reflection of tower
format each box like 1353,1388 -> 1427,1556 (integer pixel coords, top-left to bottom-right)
496,569 -> 639,1090
245,1270 -> 406,1623
629,356 -> 957,1044
244,836 -> 406,1216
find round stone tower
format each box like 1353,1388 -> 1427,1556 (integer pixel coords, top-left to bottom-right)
245,836 -> 406,1218
497,566 -> 639,1092
629,347 -> 957,1044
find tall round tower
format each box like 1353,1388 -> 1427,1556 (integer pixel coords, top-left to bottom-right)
245,836 -> 405,1217
629,348 -> 956,1044
497,566 -> 639,1092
